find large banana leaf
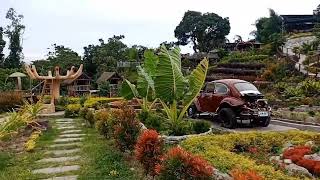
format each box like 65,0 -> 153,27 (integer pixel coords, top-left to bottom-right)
143,50 -> 158,77
137,66 -> 155,98
178,58 -> 209,120
155,45 -> 186,103
120,79 -> 139,99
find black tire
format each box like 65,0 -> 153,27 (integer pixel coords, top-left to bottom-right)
259,117 -> 271,127
219,108 -> 237,129
187,105 -> 198,119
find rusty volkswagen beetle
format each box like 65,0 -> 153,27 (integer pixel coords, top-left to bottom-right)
188,79 -> 271,128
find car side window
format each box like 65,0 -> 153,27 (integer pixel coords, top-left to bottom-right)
214,83 -> 228,94
205,82 -> 215,93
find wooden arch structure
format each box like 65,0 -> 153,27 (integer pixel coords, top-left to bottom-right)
25,64 -> 83,109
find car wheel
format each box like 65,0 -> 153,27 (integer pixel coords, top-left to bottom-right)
259,117 -> 271,127
187,105 -> 198,119
219,108 -> 236,129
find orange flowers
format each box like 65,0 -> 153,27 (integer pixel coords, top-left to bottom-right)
283,145 -> 320,176
156,147 -> 214,179
231,169 -> 264,180
134,130 -> 164,176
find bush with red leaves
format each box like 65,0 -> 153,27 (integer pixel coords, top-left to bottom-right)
112,103 -> 141,152
156,147 -> 214,180
231,169 -> 264,180
283,146 -> 320,176
135,129 -> 164,176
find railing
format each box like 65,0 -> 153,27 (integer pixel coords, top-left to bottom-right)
68,85 -> 91,91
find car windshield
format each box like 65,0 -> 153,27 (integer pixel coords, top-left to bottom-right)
234,82 -> 258,92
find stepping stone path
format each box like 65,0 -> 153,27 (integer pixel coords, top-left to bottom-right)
32,118 -> 84,179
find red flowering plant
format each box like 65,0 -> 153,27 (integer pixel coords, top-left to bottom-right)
112,103 -> 141,152
134,129 -> 164,177
283,145 -> 320,176
231,169 -> 264,180
156,146 -> 214,180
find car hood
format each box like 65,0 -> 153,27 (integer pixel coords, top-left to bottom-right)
239,90 -> 262,96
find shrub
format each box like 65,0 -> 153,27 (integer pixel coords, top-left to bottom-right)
0,91 -> 23,112
135,129 -> 164,176
191,121 -> 211,134
231,169 -> 264,180
65,104 -> 81,117
79,96 -> 87,107
94,109 -> 113,138
308,111 -> 316,117
79,107 -> 89,118
138,111 -> 165,132
84,97 -> 122,109
181,131 -> 319,179
57,96 -> 69,107
85,109 -> 95,126
24,130 -> 42,152
168,120 -> 193,136
112,103 -> 141,152
156,147 -> 214,180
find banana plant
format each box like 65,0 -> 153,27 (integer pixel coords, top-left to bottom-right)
120,50 -> 159,112
154,45 -> 209,126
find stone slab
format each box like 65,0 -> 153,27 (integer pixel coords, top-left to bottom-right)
57,126 -> 77,130
59,134 -> 85,138
60,130 -> 82,134
45,149 -> 81,156
37,156 -> 80,163
49,142 -> 82,148
32,165 -> 80,174
54,138 -> 83,143
43,175 -> 78,180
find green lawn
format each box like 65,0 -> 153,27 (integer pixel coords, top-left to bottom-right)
0,118 -> 143,180
78,126 -> 143,180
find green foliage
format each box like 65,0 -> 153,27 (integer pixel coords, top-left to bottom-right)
191,120 -> 211,134
33,44 -> 81,74
83,97 -> 121,109
174,10 -> 230,52
155,46 -> 209,127
112,104 -> 141,152
138,111 -> 164,132
2,8 -> 25,69
79,96 -> 87,107
98,81 -> 110,97
65,104 -> 81,117
182,131 -> 319,179
94,109 -> 114,137
220,52 -> 269,63
254,9 -> 282,43
0,27 -> 6,65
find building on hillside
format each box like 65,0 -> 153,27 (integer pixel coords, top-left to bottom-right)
96,72 -> 122,97
64,73 -> 92,96
225,41 -> 263,51
181,52 -> 219,69
280,15 -> 316,32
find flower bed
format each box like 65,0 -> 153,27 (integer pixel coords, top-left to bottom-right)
181,131 -> 320,179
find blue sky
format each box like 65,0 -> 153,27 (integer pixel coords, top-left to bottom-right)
0,0 -> 319,62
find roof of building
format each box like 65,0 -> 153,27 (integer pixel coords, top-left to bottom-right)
96,72 -> 121,84
63,73 -> 91,85
280,15 -> 315,23
8,72 -> 27,78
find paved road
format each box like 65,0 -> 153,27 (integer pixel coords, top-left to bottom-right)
198,114 -> 320,132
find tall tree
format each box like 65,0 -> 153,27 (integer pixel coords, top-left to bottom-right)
254,9 -> 282,43
174,10 -> 230,53
83,44 -> 98,76
33,44 -> 81,74
4,8 -> 25,68
92,35 -> 128,74
0,27 -> 6,67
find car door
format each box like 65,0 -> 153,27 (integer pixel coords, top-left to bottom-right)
209,82 -> 230,112
198,82 -> 215,112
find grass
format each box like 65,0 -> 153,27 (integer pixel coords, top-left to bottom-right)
78,123 -> 143,180
0,117 -> 144,179
0,118 -> 59,179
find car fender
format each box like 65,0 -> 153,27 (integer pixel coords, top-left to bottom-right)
217,97 -> 245,112
193,98 -> 201,111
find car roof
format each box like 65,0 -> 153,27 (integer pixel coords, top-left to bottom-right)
210,79 -> 249,86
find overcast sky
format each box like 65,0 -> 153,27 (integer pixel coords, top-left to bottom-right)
0,0 -> 319,62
